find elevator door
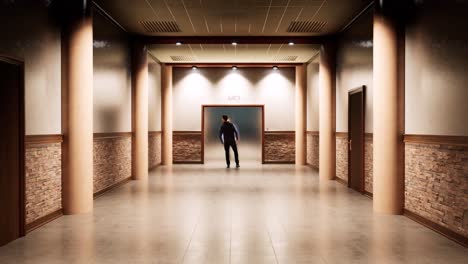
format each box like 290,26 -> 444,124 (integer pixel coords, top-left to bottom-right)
0,59 -> 24,246
348,87 -> 365,193
203,106 -> 263,164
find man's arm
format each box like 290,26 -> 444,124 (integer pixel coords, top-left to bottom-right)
219,126 -> 224,144
233,124 -> 240,141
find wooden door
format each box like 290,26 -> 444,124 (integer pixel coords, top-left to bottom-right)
348,86 -> 365,193
0,58 -> 25,246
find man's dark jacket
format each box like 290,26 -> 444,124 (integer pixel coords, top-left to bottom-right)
219,122 -> 239,144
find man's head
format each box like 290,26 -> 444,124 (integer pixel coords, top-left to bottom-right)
222,115 -> 229,122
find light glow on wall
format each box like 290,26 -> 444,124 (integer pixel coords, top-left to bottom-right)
172,67 -> 296,131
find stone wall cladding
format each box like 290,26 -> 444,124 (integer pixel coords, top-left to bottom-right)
25,143 -> 62,224
364,135 -> 373,193
93,136 -> 132,193
264,132 -> 295,163
173,132 -> 202,162
306,133 -> 319,168
405,143 -> 468,237
149,132 -> 162,169
336,135 -> 348,182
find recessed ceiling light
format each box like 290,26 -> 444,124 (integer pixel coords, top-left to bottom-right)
288,41 -> 295,46
273,66 -> 279,70
192,65 -> 197,70
232,66 -> 238,70
176,41 -> 182,46
232,42 -> 238,46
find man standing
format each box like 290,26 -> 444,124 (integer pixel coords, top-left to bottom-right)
219,115 -> 240,168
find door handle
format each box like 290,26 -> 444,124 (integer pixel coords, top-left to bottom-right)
349,140 -> 352,151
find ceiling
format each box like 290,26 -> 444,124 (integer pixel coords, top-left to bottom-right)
149,44 -> 320,63
94,0 -> 371,63
93,0 -> 372,36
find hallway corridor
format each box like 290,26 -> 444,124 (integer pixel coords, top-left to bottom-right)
0,164 -> 466,264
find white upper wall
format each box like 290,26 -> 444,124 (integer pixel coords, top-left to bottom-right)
0,1 -> 61,135
307,62 -> 320,131
93,9 -> 132,133
172,67 -> 296,131
335,8 -> 374,133
405,0 -> 468,136
148,57 -> 162,131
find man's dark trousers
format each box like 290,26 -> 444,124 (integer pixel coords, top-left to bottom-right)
224,141 -> 239,167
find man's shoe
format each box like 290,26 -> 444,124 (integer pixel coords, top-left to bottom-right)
236,164 -> 240,168
227,165 -> 230,168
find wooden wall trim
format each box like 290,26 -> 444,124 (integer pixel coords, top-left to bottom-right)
306,131 -> 319,136
25,134 -> 63,145
149,131 -> 162,136
25,209 -> 63,234
26,134 -> 63,144
404,209 -> 468,248
335,177 -> 348,186
364,191 -> 373,198
404,134 -> 468,146
93,132 -> 133,139
335,132 -> 373,138
335,132 -> 348,138
173,131 -> 202,135
265,131 -> 295,134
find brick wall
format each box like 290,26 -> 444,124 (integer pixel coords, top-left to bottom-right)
306,132 -> 319,168
173,132 -> 202,163
336,134 -> 348,182
364,135 -> 373,193
93,136 -> 132,193
149,132 -> 162,169
264,132 -> 295,163
335,133 -> 373,191
25,142 -> 62,224
405,143 -> 468,238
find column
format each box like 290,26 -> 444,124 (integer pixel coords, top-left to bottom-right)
62,1 -> 93,214
373,6 -> 404,214
132,43 -> 149,180
161,65 -> 173,165
295,65 -> 307,165
319,42 -> 336,181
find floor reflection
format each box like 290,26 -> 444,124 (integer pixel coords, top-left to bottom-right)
0,164 -> 466,264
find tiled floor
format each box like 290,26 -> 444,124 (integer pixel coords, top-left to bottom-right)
0,163 -> 467,264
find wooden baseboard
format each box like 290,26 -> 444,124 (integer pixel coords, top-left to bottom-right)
263,161 -> 295,164
173,161 -> 204,164
404,209 -> 468,248
335,177 -> 348,186
26,209 -> 63,233
93,177 -> 132,199
306,164 -> 319,170
149,163 -> 162,170
364,190 -> 373,198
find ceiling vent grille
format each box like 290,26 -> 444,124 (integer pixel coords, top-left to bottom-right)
139,21 -> 181,33
287,21 -> 327,33
273,55 -> 298,62
170,55 -> 196,62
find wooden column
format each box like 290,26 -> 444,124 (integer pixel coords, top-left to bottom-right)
373,6 -> 404,214
319,42 -> 336,181
132,43 -> 149,180
62,1 -> 93,214
295,65 -> 307,165
161,65 -> 173,165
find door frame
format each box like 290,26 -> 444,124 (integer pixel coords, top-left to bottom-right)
201,104 -> 265,164
0,55 -> 26,237
347,85 -> 366,193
